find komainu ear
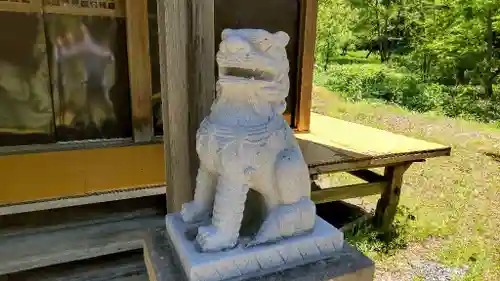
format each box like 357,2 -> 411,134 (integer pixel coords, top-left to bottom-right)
273,31 -> 290,47
221,29 -> 234,40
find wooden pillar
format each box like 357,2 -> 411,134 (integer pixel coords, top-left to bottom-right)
295,0 -> 318,132
157,0 -> 215,213
187,0 -> 216,182
374,163 -> 412,232
126,0 -> 154,142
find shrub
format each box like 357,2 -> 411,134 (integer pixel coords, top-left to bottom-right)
315,65 -> 500,124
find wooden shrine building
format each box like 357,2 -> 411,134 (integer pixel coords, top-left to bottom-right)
0,0 -> 317,210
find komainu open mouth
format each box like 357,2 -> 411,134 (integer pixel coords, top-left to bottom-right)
221,67 -> 275,82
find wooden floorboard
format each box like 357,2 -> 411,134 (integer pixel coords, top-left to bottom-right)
0,186 -> 166,216
4,250 -> 148,281
0,215 -> 164,275
0,196 -> 165,236
308,112 -> 450,157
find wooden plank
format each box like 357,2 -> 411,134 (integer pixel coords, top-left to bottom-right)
0,215 -> 164,275
0,186 -> 165,216
297,137 -> 352,169
187,0 -> 216,182
296,112 -> 451,174
0,196 -> 164,238
6,250 -> 147,281
126,0 -> 154,142
308,112 -> 451,157
294,0 -> 318,132
311,182 -> 386,204
374,163 -> 412,231
0,0 -> 41,13
43,0 -> 126,17
348,170 -> 385,183
143,229 -> 162,281
43,6 -> 125,17
309,150 -> 446,175
0,144 -> 165,205
157,0 -> 193,213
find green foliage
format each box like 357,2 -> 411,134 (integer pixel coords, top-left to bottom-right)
315,0 -> 359,70
316,63 -> 500,123
315,0 -> 500,123
344,206 -> 415,257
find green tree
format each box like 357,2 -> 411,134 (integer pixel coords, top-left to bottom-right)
315,0 -> 358,70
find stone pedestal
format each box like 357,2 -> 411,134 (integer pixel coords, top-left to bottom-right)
166,213 -> 344,281
143,222 -> 375,281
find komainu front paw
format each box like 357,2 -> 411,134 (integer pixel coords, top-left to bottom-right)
181,201 -> 210,223
196,225 -> 238,252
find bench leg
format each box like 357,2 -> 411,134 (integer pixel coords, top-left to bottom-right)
374,163 -> 412,232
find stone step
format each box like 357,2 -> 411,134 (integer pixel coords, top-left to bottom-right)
3,250 -> 149,281
0,214 -> 164,275
144,226 -> 376,281
0,196 -> 166,276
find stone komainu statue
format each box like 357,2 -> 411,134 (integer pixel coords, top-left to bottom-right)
181,29 -> 316,252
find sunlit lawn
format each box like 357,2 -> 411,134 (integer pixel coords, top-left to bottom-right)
312,85 -> 500,281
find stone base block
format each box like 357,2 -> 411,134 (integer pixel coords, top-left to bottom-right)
143,214 -> 374,281
144,227 -> 374,281
165,214 -> 344,281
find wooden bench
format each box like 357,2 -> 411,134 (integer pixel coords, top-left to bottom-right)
296,113 -> 451,231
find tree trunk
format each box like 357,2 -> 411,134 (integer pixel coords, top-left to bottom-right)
374,0 -> 383,63
456,67 -> 466,85
323,40 -> 331,71
485,8 -> 494,97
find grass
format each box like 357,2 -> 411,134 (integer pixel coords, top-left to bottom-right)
312,85 -> 500,281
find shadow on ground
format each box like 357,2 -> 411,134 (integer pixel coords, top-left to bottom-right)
316,200 -> 370,229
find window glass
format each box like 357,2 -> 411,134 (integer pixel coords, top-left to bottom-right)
0,12 -> 55,147
45,14 -> 133,141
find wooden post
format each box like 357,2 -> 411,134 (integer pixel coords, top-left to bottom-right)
374,163 -> 412,232
187,0 -> 216,182
157,0 -> 215,213
157,0 -> 192,213
295,0 -> 318,132
126,0 -> 154,143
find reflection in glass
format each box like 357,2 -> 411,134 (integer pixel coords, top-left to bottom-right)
46,14 -> 132,141
0,12 -> 55,147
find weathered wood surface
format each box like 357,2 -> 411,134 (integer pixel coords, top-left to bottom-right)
0,0 -> 41,13
188,0 -> 216,184
126,0 -> 154,142
0,144 -> 165,205
0,195 -> 165,237
158,0 -> 215,213
144,228 -> 375,281
0,214 -> 164,275
300,112 -> 450,230
5,250 -> 147,281
297,112 -> 451,175
157,0 -> 192,213
0,186 -> 165,216
42,1 -> 126,17
295,0 -> 318,132
311,182 -> 386,205
374,163 -> 412,231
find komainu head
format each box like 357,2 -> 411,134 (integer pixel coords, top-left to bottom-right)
216,29 -> 290,114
